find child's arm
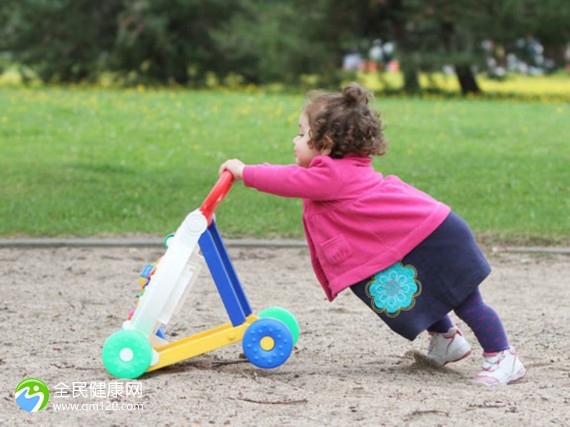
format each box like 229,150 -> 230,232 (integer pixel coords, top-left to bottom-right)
220,156 -> 341,200
243,156 -> 341,200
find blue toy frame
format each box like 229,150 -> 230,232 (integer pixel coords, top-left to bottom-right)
198,219 -> 252,326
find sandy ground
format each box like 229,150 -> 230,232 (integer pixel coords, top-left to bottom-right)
1,245 -> 569,426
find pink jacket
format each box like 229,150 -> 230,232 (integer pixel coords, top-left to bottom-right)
243,155 -> 451,301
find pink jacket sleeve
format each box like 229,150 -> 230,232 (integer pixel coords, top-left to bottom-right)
242,156 -> 342,200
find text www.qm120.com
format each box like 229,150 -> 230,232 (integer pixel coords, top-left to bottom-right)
52,401 -> 144,412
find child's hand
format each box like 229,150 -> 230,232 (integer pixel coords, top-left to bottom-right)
219,159 -> 246,182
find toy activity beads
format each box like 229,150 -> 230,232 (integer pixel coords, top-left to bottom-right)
102,171 -> 299,379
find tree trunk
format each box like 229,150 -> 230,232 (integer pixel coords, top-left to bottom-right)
402,63 -> 420,93
455,65 -> 481,95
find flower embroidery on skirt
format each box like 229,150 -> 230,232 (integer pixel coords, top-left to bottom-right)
365,262 -> 422,318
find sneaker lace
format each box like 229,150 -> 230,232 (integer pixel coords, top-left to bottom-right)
482,352 -> 506,371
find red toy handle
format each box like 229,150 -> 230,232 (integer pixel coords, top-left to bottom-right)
200,171 -> 234,225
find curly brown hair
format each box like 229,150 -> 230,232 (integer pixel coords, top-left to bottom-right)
303,82 -> 387,158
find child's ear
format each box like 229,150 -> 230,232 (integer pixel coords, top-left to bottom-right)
320,135 -> 333,155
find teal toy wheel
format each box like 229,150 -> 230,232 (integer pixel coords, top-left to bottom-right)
258,306 -> 300,346
243,318 -> 293,369
102,329 -> 152,379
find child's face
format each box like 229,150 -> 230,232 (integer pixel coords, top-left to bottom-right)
293,112 -> 322,168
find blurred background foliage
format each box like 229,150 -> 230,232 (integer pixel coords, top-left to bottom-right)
0,0 -> 569,92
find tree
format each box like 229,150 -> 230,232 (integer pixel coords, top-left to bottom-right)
313,0 -> 570,94
1,0 -> 568,88
316,0 -> 487,93
503,0 -> 570,65
209,0 -> 344,86
209,0 -> 308,84
111,0 -> 235,85
0,0 -> 123,82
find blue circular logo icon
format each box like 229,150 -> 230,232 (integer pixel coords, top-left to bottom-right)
15,378 -> 50,412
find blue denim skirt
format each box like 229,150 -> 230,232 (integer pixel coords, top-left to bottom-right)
350,211 -> 491,340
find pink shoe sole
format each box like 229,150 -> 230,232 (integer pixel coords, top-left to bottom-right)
473,367 -> 526,386
441,349 -> 472,367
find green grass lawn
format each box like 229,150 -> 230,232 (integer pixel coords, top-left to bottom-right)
1,87 -> 568,244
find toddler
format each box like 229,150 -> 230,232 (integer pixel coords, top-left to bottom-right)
219,83 -> 525,385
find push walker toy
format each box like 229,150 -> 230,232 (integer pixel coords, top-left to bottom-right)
102,171 -> 299,379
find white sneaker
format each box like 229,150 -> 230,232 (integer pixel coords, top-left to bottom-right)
426,327 -> 472,367
473,348 -> 526,386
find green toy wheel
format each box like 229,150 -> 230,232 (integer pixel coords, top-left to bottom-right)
102,329 -> 152,379
258,306 -> 300,346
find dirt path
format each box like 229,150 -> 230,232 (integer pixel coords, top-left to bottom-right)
1,246 -> 569,426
